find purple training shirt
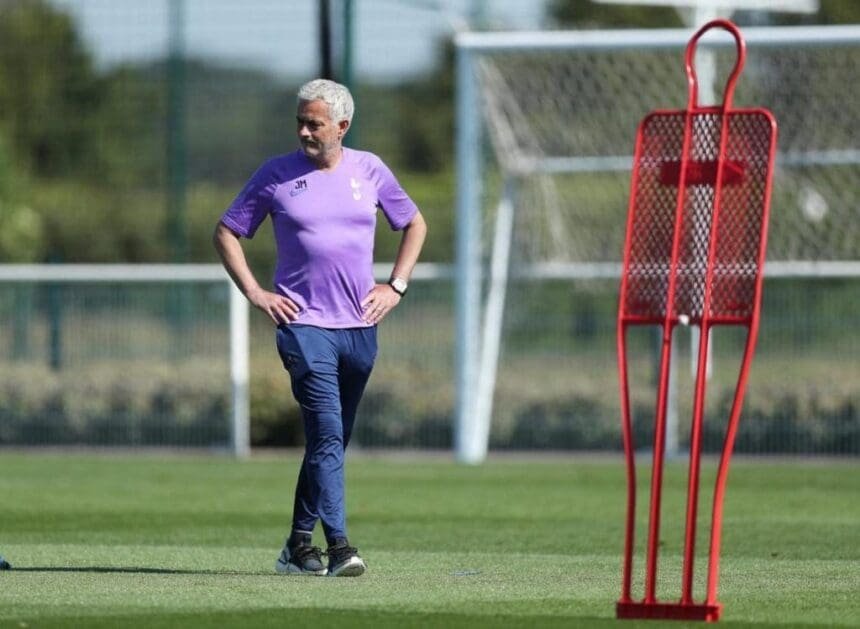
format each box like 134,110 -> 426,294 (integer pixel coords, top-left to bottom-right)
221,148 -> 418,328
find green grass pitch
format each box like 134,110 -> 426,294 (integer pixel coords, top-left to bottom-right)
0,453 -> 857,627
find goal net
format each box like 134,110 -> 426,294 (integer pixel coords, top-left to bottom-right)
0,265 -> 249,454
455,25 -> 860,462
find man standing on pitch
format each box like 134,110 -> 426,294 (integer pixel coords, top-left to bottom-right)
214,79 -> 427,576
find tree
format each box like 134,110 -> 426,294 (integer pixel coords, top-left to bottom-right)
0,1 -> 104,178
548,0 -> 860,28
0,136 -> 44,262
548,1 -> 682,29
767,0 -> 860,25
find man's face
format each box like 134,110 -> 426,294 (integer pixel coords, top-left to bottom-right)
296,99 -> 347,162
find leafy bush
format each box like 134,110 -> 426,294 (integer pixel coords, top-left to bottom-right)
1,355 -> 856,454
356,389 -> 452,449
705,385 -> 860,455
0,362 -> 230,446
247,371 -> 304,447
501,397 -> 618,450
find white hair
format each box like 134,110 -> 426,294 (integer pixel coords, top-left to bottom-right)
297,79 -> 354,124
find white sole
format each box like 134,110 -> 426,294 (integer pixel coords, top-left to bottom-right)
275,551 -> 327,576
328,556 -> 366,577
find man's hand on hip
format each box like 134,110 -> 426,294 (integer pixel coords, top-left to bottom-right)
248,287 -> 301,325
361,284 -> 401,325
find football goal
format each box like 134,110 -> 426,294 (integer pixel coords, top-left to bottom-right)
0,264 -> 250,456
454,24 -> 860,463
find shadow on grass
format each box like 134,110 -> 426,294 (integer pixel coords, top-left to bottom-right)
8,566 -> 266,575
0,608 -> 612,629
0,606 -> 819,629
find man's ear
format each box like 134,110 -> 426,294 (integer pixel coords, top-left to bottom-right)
338,119 -> 350,138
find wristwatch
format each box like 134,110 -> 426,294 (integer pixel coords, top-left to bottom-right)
389,277 -> 408,297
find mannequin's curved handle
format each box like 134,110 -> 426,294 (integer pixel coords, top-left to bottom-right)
685,19 -> 746,110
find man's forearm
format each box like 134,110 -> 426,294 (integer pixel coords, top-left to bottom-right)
390,211 -> 428,281
213,222 -> 263,298
214,221 -> 300,325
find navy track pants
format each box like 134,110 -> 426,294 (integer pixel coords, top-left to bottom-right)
276,323 -> 377,543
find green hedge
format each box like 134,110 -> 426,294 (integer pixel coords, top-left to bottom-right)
483,390 -> 859,455
1,360 -> 857,455
0,363 -> 230,446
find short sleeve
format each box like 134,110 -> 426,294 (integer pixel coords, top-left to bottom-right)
373,156 -> 418,231
220,162 -> 276,239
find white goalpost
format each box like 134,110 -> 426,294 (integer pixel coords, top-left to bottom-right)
0,264 -> 250,457
455,24 -> 860,463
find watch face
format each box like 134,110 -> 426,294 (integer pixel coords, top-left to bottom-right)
390,278 -> 408,295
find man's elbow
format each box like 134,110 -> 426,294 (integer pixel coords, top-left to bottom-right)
408,211 -> 427,235
212,222 -> 225,250
213,221 -> 236,253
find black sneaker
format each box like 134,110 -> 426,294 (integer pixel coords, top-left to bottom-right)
326,538 -> 366,577
0,555 -> 10,570
275,533 -> 326,576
